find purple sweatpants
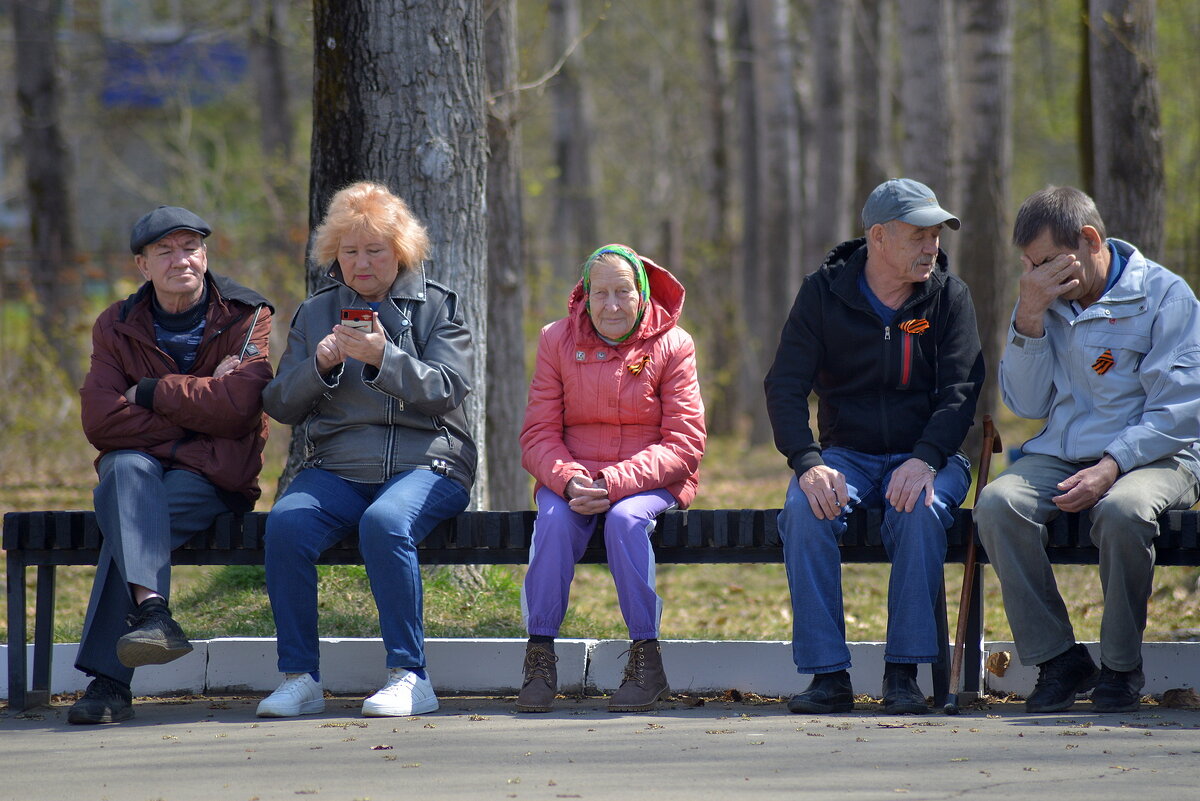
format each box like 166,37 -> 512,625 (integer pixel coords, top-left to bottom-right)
522,487 -> 676,640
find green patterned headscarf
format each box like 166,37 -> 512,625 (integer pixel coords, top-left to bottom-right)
581,244 -> 650,343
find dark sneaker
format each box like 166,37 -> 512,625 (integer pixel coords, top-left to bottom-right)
608,640 -> 670,712
787,671 -> 854,714
116,597 -> 193,668
1026,643 -> 1099,713
67,676 -> 133,724
516,642 -> 558,713
881,666 -> 929,715
1091,663 -> 1144,713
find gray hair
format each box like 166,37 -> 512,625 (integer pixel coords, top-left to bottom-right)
1012,186 -> 1107,249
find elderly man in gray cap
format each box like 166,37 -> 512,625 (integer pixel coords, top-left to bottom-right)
68,207 -> 274,724
764,178 -> 984,715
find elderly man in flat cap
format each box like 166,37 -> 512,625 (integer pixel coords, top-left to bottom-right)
765,179 -> 984,715
68,207 -> 274,724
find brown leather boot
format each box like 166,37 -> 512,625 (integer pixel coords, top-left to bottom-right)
608,639 -> 670,712
516,642 -> 558,712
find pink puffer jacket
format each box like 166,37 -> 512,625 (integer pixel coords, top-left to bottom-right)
520,257 -> 706,507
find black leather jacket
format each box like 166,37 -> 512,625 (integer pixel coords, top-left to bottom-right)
764,238 -> 984,476
263,262 -> 477,490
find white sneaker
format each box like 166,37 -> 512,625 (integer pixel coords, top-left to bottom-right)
257,673 -> 325,717
362,669 -> 439,716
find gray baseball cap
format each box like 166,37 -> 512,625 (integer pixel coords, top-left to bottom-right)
861,178 -> 960,231
130,206 -> 212,254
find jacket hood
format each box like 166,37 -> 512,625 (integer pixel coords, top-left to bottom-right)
822,236 -> 950,308
119,270 -> 273,321
566,256 -> 685,344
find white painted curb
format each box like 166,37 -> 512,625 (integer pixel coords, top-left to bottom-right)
4,640 -> 1199,700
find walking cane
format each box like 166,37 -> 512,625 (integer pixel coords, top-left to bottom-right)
944,414 -> 1002,715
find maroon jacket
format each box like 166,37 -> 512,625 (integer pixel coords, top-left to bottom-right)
80,272 -> 274,504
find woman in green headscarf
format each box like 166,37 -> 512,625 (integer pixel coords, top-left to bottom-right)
516,244 -> 707,713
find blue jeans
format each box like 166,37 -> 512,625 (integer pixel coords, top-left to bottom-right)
264,468 -> 469,673
78,450 -> 234,684
778,447 -> 970,673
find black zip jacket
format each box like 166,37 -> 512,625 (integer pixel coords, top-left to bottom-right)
764,238 -> 984,476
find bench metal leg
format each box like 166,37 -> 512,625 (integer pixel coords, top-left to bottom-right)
29,565 -> 56,708
931,579 -> 950,707
963,564 -> 985,695
6,552 -> 28,711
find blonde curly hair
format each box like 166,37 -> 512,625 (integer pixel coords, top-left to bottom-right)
312,181 -> 430,273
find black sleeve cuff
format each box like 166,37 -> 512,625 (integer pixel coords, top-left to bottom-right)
135,378 -> 159,409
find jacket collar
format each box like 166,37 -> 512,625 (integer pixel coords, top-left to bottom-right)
1048,238 -> 1148,321
118,270 -> 271,323
324,260 -> 430,305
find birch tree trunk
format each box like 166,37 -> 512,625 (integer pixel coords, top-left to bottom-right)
484,0 -> 529,511
957,0 -> 1014,459
1088,0 -> 1164,258
295,0 -> 488,509
13,0 -> 83,383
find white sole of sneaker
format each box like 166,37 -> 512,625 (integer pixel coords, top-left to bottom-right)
256,699 -> 325,718
362,697 -> 439,717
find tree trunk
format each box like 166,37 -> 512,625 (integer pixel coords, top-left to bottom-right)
897,0 -> 958,265
957,0 -> 1014,465
741,0 -> 800,445
852,0 -> 893,209
806,0 -> 853,262
549,0 -> 599,276
13,0 -> 83,384
296,0 -> 488,509
484,0 -> 529,511
1088,0 -> 1164,258
248,0 -> 294,162
698,0 -> 741,434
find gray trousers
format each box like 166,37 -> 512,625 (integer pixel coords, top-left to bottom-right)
974,453 -> 1199,671
75,450 -> 233,685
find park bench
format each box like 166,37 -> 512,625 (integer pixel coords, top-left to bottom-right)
8,507 -> 1200,712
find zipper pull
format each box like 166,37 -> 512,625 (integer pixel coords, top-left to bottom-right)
884,326 -> 891,341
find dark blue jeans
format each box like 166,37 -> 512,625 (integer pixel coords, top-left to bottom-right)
264,468 -> 469,673
779,447 -> 970,674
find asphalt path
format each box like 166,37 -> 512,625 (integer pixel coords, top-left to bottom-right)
3,694 -> 1199,800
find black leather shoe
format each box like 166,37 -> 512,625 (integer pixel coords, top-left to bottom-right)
1091,663 -> 1144,713
787,671 -> 853,714
881,667 -> 928,715
1026,643 -> 1099,713
67,676 -> 133,724
116,597 -> 193,668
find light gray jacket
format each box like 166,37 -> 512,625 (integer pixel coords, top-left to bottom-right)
1001,239 -> 1200,478
263,262 -> 476,489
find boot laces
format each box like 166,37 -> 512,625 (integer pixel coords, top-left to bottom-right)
620,643 -> 647,686
524,647 -> 557,683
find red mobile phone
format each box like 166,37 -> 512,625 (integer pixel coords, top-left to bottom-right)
340,308 -> 373,332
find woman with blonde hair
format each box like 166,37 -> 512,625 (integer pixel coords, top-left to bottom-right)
256,181 -> 476,718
